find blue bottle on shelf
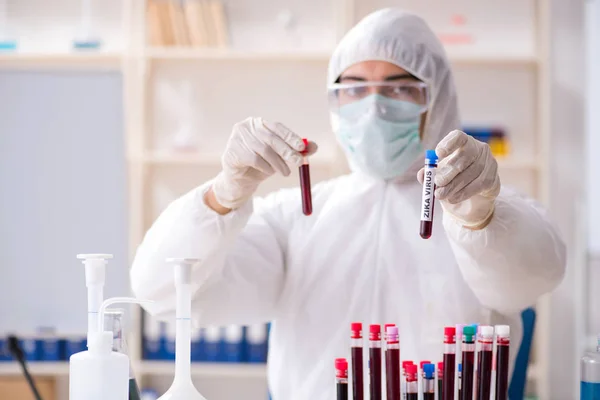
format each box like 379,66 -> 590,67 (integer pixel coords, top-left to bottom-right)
203,326 -> 222,362
163,322 -> 176,361
19,336 -> 41,361
223,325 -> 243,363
64,334 -> 87,359
246,324 -> 268,363
142,314 -> 164,360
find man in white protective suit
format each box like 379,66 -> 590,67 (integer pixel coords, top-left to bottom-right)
131,8 -> 566,400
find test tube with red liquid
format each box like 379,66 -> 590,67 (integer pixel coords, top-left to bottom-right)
460,326 -> 476,400
401,361 -> 414,400
437,362 -> 444,399
420,150 -> 438,239
385,326 -> 400,400
299,138 -> 312,216
442,327 -> 456,400
336,358 -> 349,400
369,324 -> 382,400
476,326 -> 493,400
495,325 -> 510,400
405,364 -> 418,400
350,323 -> 364,400
422,364 -> 435,400
457,363 -> 463,399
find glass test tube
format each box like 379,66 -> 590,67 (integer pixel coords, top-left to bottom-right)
401,361 -> 414,400
299,138 -> 312,216
336,358 -> 349,400
437,362 -> 444,399
460,326 -> 476,400
405,364 -> 418,400
420,149 -> 438,239
443,326 -> 456,400
476,326 -> 494,400
422,363 -> 435,400
385,326 -> 400,400
495,325 -> 510,400
350,323 -> 364,400
369,324 -> 382,400
457,363 -> 463,400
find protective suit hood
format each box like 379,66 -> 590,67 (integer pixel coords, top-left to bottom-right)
328,8 -> 461,181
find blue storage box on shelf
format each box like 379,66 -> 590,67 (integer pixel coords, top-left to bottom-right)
142,313 -> 164,360
223,325 -> 243,363
36,327 -> 62,361
64,333 -> 87,359
164,322 -> 176,361
203,326 -> 223,362
245,324 -> 268,363
19,335 -> 41,361
191,328 -> 203,362
0,336 -> 10,361
39,336 -> 62,361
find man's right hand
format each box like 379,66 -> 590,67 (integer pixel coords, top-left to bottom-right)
208,117 -> 317,213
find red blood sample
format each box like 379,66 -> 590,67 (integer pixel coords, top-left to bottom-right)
350,323 -> 364,400
369,325 -> 382,400
299,138 -> 312,216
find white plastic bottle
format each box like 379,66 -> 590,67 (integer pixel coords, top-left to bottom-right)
70,330 -> 129,400
70,297 -> 150,400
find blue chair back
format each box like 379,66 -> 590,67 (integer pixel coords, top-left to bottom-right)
508,308 -> 536,400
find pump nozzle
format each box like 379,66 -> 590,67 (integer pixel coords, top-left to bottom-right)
77,253 -> 113,341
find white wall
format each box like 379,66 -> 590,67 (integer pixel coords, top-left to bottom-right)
0,70 -> 128,335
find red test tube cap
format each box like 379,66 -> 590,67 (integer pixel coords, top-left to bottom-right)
301,138 -> 309,155
437,362 -> 444,376
406,364 -> 418,381
335,358 -> 348,378
402,361 -> 414,369
369,324 -> 381,340
444,326 -> 456,343
350,322 -> 362,339
420,360 -> 431,369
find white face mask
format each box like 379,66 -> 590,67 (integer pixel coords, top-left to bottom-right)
334,94 -> 424,180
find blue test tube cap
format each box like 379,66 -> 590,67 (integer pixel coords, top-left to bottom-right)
423,363 -> 435,379
425,149 -> 438,163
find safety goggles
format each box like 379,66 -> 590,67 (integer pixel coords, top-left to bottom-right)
328,81 -> 430,121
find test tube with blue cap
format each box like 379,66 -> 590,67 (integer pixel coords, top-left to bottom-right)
420,150 -> 438,239
422,363 -> 435,400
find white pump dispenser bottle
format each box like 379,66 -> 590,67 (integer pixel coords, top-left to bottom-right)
70,297 -> 150,400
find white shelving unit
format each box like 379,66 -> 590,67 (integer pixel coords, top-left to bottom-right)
0,0 -> 552,398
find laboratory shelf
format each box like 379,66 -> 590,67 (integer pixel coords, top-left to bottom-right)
497,158 -> 540,170
146,47 -> 539,66
0,362 -> 70,376
448,53 -> 539,66
0,52 -> 123,70
146,47 -> 331,62
142,151 -> 336,167
140,361 -> 267,378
